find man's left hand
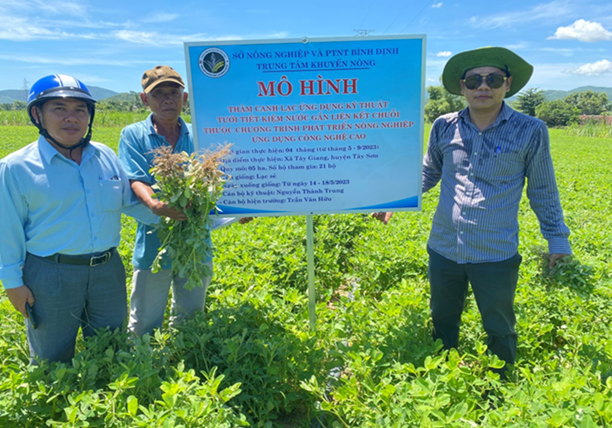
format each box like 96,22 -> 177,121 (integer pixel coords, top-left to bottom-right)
549,253 -> 572,269
371,212 -> 393,224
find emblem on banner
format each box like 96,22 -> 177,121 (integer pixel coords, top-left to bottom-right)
199,48 -> 230,78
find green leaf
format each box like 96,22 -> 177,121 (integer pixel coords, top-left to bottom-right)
127,395 -> 138,416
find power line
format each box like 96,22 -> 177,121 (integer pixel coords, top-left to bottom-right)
358,0 -> 376,29
382,1 -> 414,35
399,0 -> 435,34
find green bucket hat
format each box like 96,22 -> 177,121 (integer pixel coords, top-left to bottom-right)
442,47 -> 533,98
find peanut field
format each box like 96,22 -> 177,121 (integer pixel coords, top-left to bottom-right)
0,120 -> 611,427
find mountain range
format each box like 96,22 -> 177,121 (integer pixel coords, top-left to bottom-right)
507,86 -> 612,103
0,86 -> 118,104
1,86 -> 611,105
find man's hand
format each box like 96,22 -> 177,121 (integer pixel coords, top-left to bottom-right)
549,253 -> 572,269
130,180 -> 187,221
151,200 -> 187,221
371,212 -> 393,224
5,285 -> 35,318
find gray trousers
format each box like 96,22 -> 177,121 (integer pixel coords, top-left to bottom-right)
24,251 -> 127,363
127,262 -> 212,337
427,247 -> 522,366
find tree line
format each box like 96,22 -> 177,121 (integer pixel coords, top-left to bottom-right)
3,87 -> 609,128
425,85 -> 612,127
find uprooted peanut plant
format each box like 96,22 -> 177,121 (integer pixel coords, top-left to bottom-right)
150,144 -> 232,290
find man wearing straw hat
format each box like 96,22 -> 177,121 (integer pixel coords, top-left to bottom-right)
376,47 -> 572,376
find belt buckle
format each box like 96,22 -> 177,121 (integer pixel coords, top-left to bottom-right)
90,251 -> 111,267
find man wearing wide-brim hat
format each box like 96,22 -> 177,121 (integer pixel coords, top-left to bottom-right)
429,46 -> 572,376
375,46 -> 572,377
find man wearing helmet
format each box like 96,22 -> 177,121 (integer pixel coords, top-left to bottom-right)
0,74 -> 158,363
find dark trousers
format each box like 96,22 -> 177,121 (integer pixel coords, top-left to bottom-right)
427,247 -> 522,366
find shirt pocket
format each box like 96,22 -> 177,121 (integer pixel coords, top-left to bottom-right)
486,151 -> 525,184
98,179 -> 124,212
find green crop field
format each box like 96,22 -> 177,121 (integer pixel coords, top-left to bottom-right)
0,121 -> 611,427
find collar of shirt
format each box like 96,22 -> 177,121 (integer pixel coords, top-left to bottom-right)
145,114 -> 190,139
458,101 -> 515,132
37,135 -> 98,165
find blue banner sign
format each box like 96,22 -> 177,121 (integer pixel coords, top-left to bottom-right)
184,35 -> 425,216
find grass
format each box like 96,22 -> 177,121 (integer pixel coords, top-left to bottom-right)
565,121 -> 612,138
0,110 -> 191,128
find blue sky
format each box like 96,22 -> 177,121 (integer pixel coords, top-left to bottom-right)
1,0 -> 611,94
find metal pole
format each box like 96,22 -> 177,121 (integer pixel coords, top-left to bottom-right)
306,214 -> 316,330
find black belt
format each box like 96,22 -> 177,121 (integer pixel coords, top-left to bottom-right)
43,248 -> 115,267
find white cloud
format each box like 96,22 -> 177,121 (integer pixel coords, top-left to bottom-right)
427,58 -> 451,67
549,19 -> 612,42
528,62 -> 612,90
141,12 -> 179,23
113,30 -> 180,46
470,0 -> 574,29
30,0 -> 88,18
0,2 -> 107,41
0,16 -> 97,41
540,47 -> 576,57
267,31 -> 289,39
567,59 -> 612,75
505,43 -> 529,50
0,0 -> 88,18
112,30 -> 242,46
0,2 -> 268,45
432,2 -> 443,8
436,51 -> 452,57
0,53 -> 150,66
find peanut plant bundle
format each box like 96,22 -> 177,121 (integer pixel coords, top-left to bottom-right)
150,144 -> 232,290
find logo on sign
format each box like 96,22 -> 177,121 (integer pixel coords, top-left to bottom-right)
199,48 -> 230,78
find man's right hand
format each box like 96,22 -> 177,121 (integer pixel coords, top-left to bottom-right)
5,285 -> 35,318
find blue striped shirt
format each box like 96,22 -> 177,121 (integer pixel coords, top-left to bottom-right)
423,103 -> 571,264
0,136 -> 159,289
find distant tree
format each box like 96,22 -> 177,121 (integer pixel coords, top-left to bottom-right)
515,88 -> 546,116
424,85 -> 466,122
12,100 -> 26,110
564,91 -> 611,115
536,100 -> 580,127
97,91 -> 149,112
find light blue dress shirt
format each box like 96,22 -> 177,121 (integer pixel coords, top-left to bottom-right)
423,103 -> 571,264
0,136 -> 158,289
119,115 -> 223,270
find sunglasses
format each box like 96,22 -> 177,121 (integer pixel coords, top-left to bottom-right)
462,73 -> 508,90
